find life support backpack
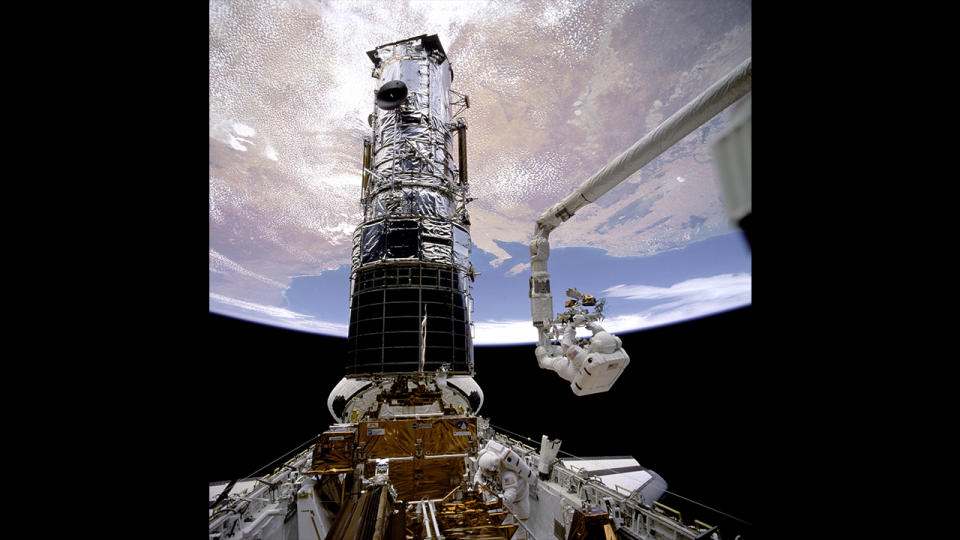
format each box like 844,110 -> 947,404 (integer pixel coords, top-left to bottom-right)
571,349 -> 630,396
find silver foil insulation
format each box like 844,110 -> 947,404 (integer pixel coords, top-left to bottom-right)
355,35 -> 471,272
346,35 -> 474,376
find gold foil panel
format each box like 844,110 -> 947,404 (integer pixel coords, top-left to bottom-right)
440,524 -> 518,540
429,416 -> 477,455
435,490 -> 517,540
359,417 -> 476,459
308,427 -> 357,474
368,456 -> 465,502
567,508 -> 613,540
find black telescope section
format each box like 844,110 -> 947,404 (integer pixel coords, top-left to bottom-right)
348,216 -> 474,376
345,264 -> 473,376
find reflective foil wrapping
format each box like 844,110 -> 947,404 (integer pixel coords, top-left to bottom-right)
366,188 -> 456,221
372,456 -> 465,502
421,217 -> 452,239
308,427 -> 357,475
347,35 -> 474,376
437,494 -> 517,540
360,222 -> 385,264
351,228 -> 362,268
358,417 -> 477,502
358,417 -> 476,459
422,242 -> 453,265
324,485 -> 393,540
371,40 -> 454,188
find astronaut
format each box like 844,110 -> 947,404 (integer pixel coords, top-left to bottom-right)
535,315 -> 623,383
474,440 -> 533,520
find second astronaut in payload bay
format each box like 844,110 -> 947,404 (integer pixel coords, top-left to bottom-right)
474,439 -> 535,520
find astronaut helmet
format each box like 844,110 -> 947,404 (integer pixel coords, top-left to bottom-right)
589,331 -> 620,354
478,452 -> 500,472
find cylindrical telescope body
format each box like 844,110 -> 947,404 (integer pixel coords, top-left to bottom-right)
347,35 -> 473,377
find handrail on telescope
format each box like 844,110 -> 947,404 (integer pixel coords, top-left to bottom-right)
528,57 -> 752,342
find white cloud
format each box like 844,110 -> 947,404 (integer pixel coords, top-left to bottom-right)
309,173 -> 361,189
474,318 -> 614,345
232,122 -> 256,137
209,270 -> 750,347
602,273 -> 751,325
473,274 -> 751,345
505,262 -> 529,277
473,319 -> 538,345
604,273 -> 750,303
317,222 -> 355,236
227,136 -> 249,151
264,143 -> 278,161
210,293 -> 348,335
209,250 -> 287,289
210,121 -> 259,152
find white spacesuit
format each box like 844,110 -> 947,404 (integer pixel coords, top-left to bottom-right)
474,440 -> 533,520
536,316 -> 622,382
535,315 -> 630,395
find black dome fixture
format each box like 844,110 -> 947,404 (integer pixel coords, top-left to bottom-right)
375,80 -> 408,110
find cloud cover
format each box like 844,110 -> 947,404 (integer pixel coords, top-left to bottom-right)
209,0 -> 752,341
211,272 -> 750,346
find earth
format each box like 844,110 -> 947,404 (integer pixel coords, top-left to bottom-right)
209,0 -> 752,344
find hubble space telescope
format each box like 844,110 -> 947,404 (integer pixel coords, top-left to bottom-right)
328,34 -> 482,423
